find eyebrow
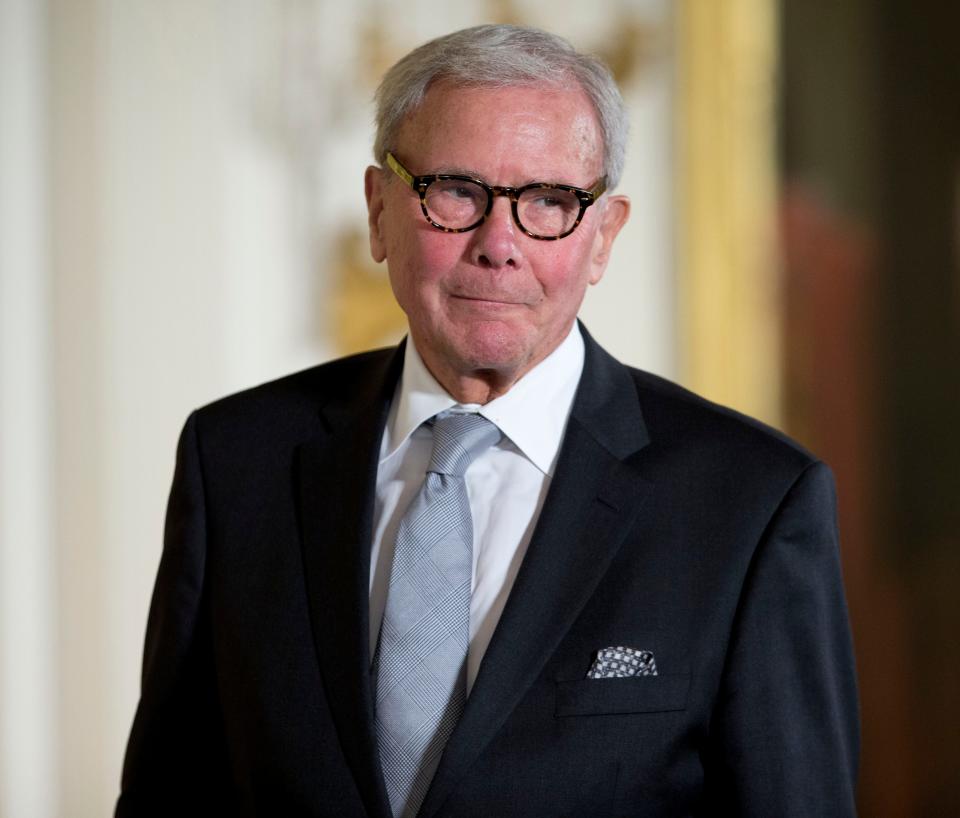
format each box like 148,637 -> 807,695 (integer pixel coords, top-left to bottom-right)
431,165 -> 482,177
428,166 -> 586,188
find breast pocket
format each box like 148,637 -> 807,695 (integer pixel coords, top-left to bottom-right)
554,673 -> 690,717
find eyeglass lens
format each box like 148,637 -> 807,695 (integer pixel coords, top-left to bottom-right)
423,179 -> 583,237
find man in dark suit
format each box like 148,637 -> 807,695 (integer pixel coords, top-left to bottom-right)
117,24 -> 859,817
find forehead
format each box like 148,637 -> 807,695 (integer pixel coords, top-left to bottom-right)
394,81 -> 603,184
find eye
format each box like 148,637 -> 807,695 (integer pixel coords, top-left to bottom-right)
428,179 -> 486,205
424,178 -> 487,228
531,193 -> 565,208
450,185 -> 479,200
522,188 -> 580,213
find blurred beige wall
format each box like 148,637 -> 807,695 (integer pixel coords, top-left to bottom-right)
1,1 -> 57,816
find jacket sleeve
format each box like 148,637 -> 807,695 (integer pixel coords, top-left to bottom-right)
116,411 -> 236,817
704,461 -> 860,815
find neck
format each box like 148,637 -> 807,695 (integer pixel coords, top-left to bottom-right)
424,359 -> 521,405
414,345 -> 532,405
409,326 -> 575,405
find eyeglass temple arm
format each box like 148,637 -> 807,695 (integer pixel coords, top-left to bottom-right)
386,152 -> 415,188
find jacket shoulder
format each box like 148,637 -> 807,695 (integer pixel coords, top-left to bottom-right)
190,346 -> 398,441
627,366 -> 820,477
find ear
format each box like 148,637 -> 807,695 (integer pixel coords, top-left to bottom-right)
365,165 -> 387,263
587,194 -> 630,285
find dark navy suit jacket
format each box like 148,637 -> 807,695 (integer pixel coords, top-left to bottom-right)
117,328 -> 859,816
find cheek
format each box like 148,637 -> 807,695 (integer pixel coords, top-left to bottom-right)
416,232 -> 466,279
531,243 -> 593,300
387,230 -> 465,304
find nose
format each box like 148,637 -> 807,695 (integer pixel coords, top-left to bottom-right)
469,196 -> 522,269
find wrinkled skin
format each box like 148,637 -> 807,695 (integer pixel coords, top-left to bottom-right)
365,81 -> 630,404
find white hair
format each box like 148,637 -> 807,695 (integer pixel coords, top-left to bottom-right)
373,24 -> 629,189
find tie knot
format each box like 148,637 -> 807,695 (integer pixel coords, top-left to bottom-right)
428,411 -> 501,476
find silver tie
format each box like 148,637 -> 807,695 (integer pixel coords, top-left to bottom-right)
374,411 -> 501,818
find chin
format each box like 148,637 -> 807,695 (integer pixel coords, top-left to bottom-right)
446,323 -> 538,375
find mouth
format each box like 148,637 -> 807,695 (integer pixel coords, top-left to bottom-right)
451,294 -> 525,307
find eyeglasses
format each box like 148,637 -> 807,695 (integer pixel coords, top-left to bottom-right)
385,152 -> 606,241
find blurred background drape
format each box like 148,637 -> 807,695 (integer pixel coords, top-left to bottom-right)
1,1 -> 956,815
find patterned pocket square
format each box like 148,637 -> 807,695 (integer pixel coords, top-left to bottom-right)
587,646 -> 658,679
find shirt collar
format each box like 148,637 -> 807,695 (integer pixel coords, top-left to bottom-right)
381,323 -> 585,477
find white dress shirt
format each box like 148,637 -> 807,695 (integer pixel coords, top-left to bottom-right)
370,323 -> 585,694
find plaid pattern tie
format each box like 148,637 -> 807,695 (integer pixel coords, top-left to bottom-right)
374,411 -> 501,818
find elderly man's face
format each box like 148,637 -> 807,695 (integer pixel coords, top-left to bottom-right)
365,81 -> 629,396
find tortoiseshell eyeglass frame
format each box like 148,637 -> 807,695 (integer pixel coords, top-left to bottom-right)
385,152 -> 607,241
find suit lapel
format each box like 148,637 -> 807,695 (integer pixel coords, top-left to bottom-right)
419,330 -> 652,818
297,346 -> 403,818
